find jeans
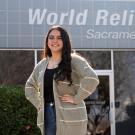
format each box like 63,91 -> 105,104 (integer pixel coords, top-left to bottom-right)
44,103 -> 56,135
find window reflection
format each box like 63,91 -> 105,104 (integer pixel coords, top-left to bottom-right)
85,76 -> 110,135
0,50 -> 34,85
76,51 -> 111,70
114,51 -> 135,135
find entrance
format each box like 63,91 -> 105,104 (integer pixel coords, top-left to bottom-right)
85,71 -> 115,135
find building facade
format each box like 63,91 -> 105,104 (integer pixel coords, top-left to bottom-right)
0,0 -> 135,135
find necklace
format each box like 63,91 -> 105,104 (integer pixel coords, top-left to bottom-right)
49,57 -> 61,68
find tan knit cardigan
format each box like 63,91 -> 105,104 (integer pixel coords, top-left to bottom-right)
25,53 -> 99,135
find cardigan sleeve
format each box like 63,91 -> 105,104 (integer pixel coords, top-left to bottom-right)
25,64 -> 41,110
72,54 -> 99,104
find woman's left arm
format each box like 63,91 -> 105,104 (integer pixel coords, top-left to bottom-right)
73,57 -> 99,104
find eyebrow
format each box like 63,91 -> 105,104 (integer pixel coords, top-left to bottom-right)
49,35 -> 61,37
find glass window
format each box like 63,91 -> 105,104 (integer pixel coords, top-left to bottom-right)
0,50 -> 34,85
114,51 -> 135,135
76,50 -> 111,70
37,50 -> 43,62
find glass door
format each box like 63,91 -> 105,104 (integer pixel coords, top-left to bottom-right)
85,73 -> 115,135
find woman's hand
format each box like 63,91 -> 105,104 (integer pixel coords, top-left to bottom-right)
59,94 -> 76,104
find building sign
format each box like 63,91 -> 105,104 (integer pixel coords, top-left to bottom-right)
0,0 -> 135,49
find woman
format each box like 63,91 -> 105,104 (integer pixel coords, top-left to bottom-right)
25,25 -> 99,135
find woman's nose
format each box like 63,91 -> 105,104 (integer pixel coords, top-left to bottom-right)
53,38 -> 58,42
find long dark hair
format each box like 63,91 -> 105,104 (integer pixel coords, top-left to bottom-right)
44,25 -> 72,85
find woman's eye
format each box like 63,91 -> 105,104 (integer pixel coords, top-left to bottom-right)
58,37 -> 62,39
48,35 -> 54,39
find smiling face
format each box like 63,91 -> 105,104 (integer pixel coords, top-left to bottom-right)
44,26 -> 72,58
47,29 -> 63,54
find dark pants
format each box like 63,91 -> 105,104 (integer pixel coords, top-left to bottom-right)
44,103 -> 56,135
